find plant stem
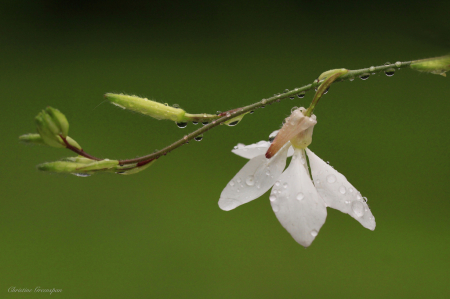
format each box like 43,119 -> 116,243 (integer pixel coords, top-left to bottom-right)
65,61 -> 413,165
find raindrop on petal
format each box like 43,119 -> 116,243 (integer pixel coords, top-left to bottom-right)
339,186 -> 346,194
352,201 -> 365,217
272,205 -> 279,212
269,195 -> 277,202
246,175 -> 255,186
296,192 -> 304,201
310,230 -> 318,237
326,174 -> 336,183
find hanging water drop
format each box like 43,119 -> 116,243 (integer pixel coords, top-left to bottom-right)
297,92 -> 305,98
177,122 -> 188,128
192,121 -> 198,125
250,110 -> 254,114
323,87 -> 330,94
359,73 -> 370,80
351,201 -> 365,217
289,95 -> 295,100
362,197 -> 368,203
310,230 -> 318,237
202,121 -> 209,126
227,121 -> 239,126
395,61 -> 402,67
173,104 -> 180,108
72,173 -> 91,177
291,106 -> 298,113
349,77 -> 355,81
194,134 -> 203,141
326,174 -> 336,183
384,68 -> 395,76
369,66 -> 375,72
296,192 -> 304,201
246,175 -> 255,186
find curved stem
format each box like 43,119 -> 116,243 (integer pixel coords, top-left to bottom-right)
65,61 -> 413,165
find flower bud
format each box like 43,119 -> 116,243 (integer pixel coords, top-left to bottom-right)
38,157 -> 119,174
411,55 -> 450,77
35,107 -> 70,148
105,93 -> 187,122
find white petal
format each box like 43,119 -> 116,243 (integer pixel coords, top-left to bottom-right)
231,141 -> 271,159
306,149 -> 376,230
270,149 -> 327,247
219,145 -> 289,211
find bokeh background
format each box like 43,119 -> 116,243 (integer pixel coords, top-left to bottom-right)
1,0 -> 450,298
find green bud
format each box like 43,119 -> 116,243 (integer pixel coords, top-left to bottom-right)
19,133 -> 46,145
35,107 -> 70,148
38,157 -> 119,174
411,55 -> 450,77
105,93 -> 188,122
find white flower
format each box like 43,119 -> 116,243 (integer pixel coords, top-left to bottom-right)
219,108 -> 375,247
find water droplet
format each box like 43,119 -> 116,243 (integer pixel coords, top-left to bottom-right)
395,61 -> 402,67
183,135 -> 188,141
339,186 -> 346,194
164,103 -> 169,106
297,92 -> 305,98
236,189 -> 240,193
173,104 -> 180,108
216,111 -> 222,115
310,230 -> 318,237
296,192 -> 304,200
283,182 -> 288,189
359,73 -> 370,80
349,188 -> 354,193
229,181 -> 235,186
261,99 -> 267,105
275,181 -> 280,187
385,68 -> 395,76
177,122 -> 188,128
246,175 -> 255,186
226,112 -> 231,117
289,96 -> 295,100
356,193 -> 362,200
384,62 -> 391,66
202,121 -> 209,126
269,195 -> 277,202
194,134 -> 203,141
272,205 -> 279,212
323,87 -> 330,94
256,184 -> 261,189
369,66 -> 375,72
291,106 -> 298,113
349,77 -> 355,81
72,173 -> 91,177
192,121 -> 198,125
284,89 -> 289,93
249,110 -> 254,114
326,174 -> 336,183
351,201 -> 365,217
227,121 -> 239,126
265,170 -> 270,175
362,197 -> 368,203
236,178 -> 241,183
345,200 -> 350,204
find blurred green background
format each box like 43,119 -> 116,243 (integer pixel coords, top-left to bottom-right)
1,0 -> 450,298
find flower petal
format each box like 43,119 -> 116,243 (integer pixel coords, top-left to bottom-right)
306,149 -> 376,230
219,145 -> 289,211
270,149 -> 327,247
231,141 -> 271,159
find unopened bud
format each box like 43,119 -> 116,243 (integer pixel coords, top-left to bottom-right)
411,55 -> 450,77
38,157 -> 119,174
35,107 -> 70,148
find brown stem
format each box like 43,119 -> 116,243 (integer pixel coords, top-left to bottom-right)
60,135 -> 102,161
